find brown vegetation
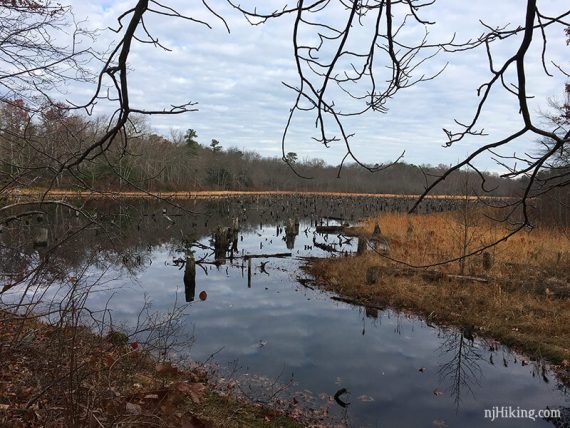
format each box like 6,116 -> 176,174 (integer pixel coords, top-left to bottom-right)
5,188 -> 509,201
308,210 -> 570,375
0,312 -> 301,427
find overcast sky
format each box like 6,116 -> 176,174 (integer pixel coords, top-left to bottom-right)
67,0 -> 568,172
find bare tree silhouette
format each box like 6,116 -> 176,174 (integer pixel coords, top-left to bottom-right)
228,0 -> 569,231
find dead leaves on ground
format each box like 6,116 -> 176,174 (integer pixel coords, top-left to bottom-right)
0,313 -> 214,427
125,381 -> 207,421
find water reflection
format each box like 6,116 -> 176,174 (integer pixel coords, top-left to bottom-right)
437,329 -> 482,409
1,196 -> 569,427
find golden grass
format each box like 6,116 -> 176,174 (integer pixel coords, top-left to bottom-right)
308,210 -> 570,372
356,210 -> 570,280
4,188 -> 511,201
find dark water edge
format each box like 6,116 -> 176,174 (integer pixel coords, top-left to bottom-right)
1,196 -> 568,427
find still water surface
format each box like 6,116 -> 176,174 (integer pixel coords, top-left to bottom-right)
3,197 -> 569,426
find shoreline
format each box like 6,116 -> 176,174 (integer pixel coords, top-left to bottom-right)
0,311 -> 302,427
305,260 -> 570,386
3,188 -> 512,201
304,211 -> 570,385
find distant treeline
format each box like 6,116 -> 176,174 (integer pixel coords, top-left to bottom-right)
88,130 -> 525,196
0,100 -> 524,196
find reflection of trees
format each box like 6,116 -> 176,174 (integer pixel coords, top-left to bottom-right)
437,329 -> 483,409
2,194 -> 470,298
546,406 -> 570,428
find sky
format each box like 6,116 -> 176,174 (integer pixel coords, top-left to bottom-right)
65,0 -> 569,172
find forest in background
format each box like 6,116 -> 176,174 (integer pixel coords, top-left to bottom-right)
0,99 -> 523,196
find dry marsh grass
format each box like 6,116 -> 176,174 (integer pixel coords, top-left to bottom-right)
357,209 -> 570,281
5,188 -> 511,201
309,210 -> 570,370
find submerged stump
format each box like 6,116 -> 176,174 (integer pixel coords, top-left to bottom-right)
184,253 -> 196,302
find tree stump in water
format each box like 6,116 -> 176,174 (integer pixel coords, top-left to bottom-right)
184,253 -> 196,302
33,227 -> 49,247
247,258 -> 252,288
372,223 -> 382,236
230,218 -> 240,252
214,226 -> 229,261
357,237 -> 369,255
285,218 -> 299,250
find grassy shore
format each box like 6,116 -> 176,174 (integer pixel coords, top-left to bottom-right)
0,312 -> 302,427
4,187 -> 508,201
307,210 -> 570,379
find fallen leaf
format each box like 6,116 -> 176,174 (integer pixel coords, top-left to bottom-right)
357,395 -> 374,402
156,362 -> 178,377
0,404 -> 9,410
126,402 -> 142,415
134,373 -> 154,386
130,342 -> 139,350
432,388 -> 443,396
188,383 -> 206,403
433,419 -> 447,427
199,291 -> 207,301
170,381 -> 206,404
561,359 -> 569,368
174,382 -> 192,393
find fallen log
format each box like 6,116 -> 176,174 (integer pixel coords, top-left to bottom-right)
316,225 -> 345,234
446,274 -> 488,283
242,252 -> 292,260
364,265 -> 488,283
312,239 -> 338,253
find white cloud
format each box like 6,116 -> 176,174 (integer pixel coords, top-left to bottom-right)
65,0 -> 568,172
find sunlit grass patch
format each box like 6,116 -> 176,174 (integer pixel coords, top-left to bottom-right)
308,210 -> 570,371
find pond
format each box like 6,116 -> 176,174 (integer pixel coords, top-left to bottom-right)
1,195 -> 568,427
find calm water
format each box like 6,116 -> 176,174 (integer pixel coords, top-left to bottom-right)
2,196 -> 568,427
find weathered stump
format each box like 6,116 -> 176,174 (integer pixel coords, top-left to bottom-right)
184,253 -> 196,302
285,218 -> 299,250
357,237 -> 369,255
365,306 -> 379,319
372,223 -> 382,236
214,226 -> 229,262
33,227 -> 48,247
366,266 -> 382,285
247,257 -> 252,288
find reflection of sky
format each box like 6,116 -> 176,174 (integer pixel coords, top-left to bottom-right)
17,221 -> 570,427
